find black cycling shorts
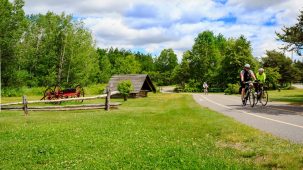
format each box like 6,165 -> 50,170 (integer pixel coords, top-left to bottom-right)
240,82 -> 245,89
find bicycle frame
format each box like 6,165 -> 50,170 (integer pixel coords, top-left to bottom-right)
254,81 -> 268,106
242,81 -> 255,107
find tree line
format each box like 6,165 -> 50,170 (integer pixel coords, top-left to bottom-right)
1,0 -> 99,87
1,0 -> 178,88
1,0 -> 302,91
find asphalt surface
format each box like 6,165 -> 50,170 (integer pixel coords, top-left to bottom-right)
293,83 -> 303,89
193,93 -> 303,143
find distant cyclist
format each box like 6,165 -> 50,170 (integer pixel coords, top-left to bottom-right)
203,82 -> 208,95
255,68 -> 266,95
240,64 -> 256,103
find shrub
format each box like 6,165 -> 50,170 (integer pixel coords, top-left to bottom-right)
224,83 -> 240,95
282,85 -> 297,90
208,88 -> 225,93
183,84 -> 200,92
1,87 -> 24,97
85,84 -> 106,95
117,80 -> 134,101
182,79 -> 202,92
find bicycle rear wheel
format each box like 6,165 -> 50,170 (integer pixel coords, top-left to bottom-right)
260,90 -> 268,106
254,93 -> 259,105
242,97 -> 247,106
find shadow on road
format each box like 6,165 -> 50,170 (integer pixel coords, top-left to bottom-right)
226,104 -> 303,116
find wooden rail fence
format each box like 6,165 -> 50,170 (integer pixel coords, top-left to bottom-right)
0,87 -> 120,116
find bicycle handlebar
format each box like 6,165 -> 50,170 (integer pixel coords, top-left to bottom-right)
244,80 -> 259,84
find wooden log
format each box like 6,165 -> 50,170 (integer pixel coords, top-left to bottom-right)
30,106 -> 106,111
22,95 -> 28,116
1,106 -> 23,110
1,103 -> 121,110
0,91 -> 119,106
2,105 -> 119,111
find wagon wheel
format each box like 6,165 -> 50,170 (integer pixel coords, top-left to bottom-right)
75,85 -> 85,102
41,87 -> 54,101
53,85 -> 62,104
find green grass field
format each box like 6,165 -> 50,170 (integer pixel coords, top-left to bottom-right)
268,89 -> 303,105
1,93 -> 303,169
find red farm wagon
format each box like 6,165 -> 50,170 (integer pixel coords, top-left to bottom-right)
41,85 -> 84,102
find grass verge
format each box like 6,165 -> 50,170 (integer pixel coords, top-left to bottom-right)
0,93 -> 303,169
268,89 -> 303,105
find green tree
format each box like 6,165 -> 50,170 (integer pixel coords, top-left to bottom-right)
190,31 -> 222,85
155,48 -> 178,73
113,55 -> 141,74
18,12 -> 99,86
276,10 -> 303,56
263,67 -> 281,89
220,36 -> 258,86
154,48 -> 178,85
135,52 -> 154,72
0,0 -> 27,87
262,50 -> 298,86
117,80 -> 134,101
97,48 -> 112,83
172,50 -> 191,86
293,60 -> 303,82
96,48 -> 158,84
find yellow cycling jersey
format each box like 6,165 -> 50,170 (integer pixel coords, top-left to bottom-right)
256,72 -> 266,83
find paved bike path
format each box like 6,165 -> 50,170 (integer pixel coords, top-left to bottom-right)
193,94 -> 303,143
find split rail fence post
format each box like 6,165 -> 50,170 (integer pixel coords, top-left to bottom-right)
105,86 -> 111,111
22,95 -> 28,116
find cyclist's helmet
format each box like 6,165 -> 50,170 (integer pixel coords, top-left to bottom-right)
258,68 -> 264,73
244,64 -> 250,69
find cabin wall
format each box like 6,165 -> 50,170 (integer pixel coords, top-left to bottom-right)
138,91 -> 148,97
111,91 -> 148,98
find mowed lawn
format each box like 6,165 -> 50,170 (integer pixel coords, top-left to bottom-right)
268,89 -> 303,105
1,93 -> 303,169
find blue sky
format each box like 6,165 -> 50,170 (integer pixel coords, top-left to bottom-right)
23,0 -> 303,60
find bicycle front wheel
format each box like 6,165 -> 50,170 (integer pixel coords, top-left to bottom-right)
248,89 -> 255,107
260,90 -> 268,106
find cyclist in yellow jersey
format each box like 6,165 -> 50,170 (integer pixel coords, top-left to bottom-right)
256,68 -> 266,83
255,68 -> 266,95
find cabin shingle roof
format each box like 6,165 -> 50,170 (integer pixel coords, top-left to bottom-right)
107,74 -> 156,93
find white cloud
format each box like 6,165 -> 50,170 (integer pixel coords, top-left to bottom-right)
23,0 -> 303,60
227,0 -> 285,10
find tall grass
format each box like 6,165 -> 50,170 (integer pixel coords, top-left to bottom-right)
1,84 -> 107,97
1,87 -> 45,97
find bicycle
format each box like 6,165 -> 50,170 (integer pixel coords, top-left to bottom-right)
242,81 -> 255,107
204,88 -> 208,95
254,81 -> 268,106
